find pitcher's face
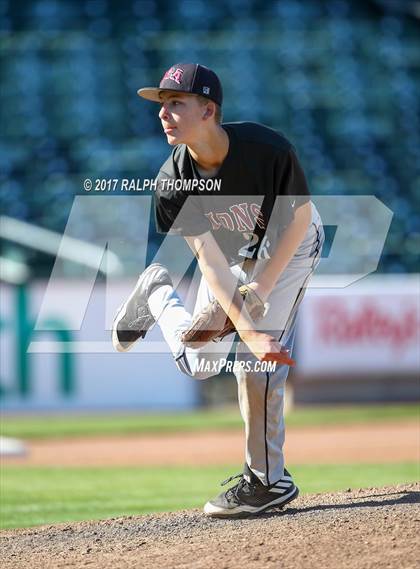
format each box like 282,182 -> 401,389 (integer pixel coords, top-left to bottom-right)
158,92 -> 208,145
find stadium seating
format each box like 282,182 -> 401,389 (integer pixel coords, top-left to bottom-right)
1,0 -> 419,274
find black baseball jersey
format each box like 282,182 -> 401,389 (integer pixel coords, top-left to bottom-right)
154,122 -> 310,265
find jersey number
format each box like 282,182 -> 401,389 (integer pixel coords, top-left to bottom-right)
238,233 -> 271,260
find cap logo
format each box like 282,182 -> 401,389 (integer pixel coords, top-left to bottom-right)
203,86 -> 210,94
163,67 -> 184,85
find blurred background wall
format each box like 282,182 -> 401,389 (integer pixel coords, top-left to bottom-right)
0,0 -> 419,411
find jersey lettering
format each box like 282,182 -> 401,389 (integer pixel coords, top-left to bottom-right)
217,212 -> 235,231
205,203 -> 265,233
229,203 -> 255,232
249,203 -> 266,229
204,212 -> 222,230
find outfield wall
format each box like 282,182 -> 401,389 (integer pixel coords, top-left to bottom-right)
297,274 -> 419,374
0,280 -> 199,411
0,275 -> 419,411
294,274 -> 420,403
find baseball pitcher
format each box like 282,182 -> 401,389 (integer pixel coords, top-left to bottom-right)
112,63 -> 324,518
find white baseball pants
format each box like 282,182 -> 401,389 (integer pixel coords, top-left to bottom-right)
148,203 -> 324,485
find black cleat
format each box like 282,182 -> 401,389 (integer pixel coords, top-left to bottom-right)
204,464 -> 299,518
112,263 -> 172,352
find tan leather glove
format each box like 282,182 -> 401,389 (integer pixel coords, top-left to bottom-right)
180,285 -> 267,348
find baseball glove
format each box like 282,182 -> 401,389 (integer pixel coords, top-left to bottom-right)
180,285 -> 267,347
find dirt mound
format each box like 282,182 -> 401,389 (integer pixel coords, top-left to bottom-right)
1,483 -> 419,569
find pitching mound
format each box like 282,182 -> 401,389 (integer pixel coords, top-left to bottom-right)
1,483 -> 419,569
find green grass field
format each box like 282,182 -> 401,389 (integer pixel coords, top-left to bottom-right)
1,403 -> 419,439
1,463 -> 418,530
1,404 -> 419,530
